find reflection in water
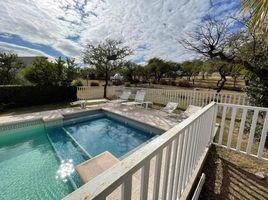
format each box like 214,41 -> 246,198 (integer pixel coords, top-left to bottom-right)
56,159 -> 75,182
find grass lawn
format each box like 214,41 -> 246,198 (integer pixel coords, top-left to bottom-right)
200,145 -> 268,200
0,102 -> 73,116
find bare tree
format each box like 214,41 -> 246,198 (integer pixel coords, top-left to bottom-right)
179,16 -> 268,100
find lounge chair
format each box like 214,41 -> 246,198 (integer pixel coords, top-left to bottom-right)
110,90 -> 131,103
70,99 -> 109,109
122,90 -> 146,106
160,102 -> 179,114
178,105 -> 202,122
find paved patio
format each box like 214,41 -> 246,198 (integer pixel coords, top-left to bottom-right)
103,103 -> 178,131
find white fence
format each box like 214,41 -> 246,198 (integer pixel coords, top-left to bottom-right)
64,102 -> 217,200
214,103 -> 268,161
77,86 -> 117,100
77,86 -> 247,108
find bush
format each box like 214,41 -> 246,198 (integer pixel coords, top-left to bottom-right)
171,81 -> 177,86
177,79 -> 191,87
151,80 -> 157,84
160,79 -> 169,85
90,81 -> 99,86
112,80 -> 123,86
0,86 -> 77,109
72,79 -> 83,86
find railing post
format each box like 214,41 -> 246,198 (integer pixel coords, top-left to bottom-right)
210,102 -> 218,143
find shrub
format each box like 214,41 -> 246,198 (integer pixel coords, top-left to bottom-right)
171,81 -> 177,86
151,80 -> 157,84
177,79 -> 191,87
0,86 -> 77,109
72,79 -> 83,86
90,81 -> 99,86
160,79 -> 169,85
112,80 -> 123,86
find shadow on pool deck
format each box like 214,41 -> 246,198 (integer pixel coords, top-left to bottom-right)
200,146 -> 268,200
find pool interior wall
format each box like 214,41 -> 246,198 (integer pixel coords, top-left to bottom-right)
0,109 -> 163,199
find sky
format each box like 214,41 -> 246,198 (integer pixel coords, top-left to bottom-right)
0,0 -> 241,64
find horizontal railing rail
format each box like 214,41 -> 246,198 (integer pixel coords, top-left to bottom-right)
63,102 -> 216,200
125,87 -> 247,107
214,103 -> 268,161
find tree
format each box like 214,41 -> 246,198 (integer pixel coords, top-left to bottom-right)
82,39 -> 132,98
23,57 -> 78,86
165,61 -> 180,80
181,60 -> 202,85
179,17 -> 268,106
121,61 -> 140,84
0,52 -> 23,85
64,58 -> 79,86
147,58 -> 170,83
242,0 -> 268,39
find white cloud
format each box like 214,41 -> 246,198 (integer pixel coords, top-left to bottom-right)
0,42 -> 52,58
0,0 -> 240,63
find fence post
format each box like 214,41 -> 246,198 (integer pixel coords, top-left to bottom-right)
210,102 -> 218,143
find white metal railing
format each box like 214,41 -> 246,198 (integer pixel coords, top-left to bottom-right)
140,88 -> 246,108
76,86 -> 247,107
63,102 -> 217,200
214,103 -> 268,161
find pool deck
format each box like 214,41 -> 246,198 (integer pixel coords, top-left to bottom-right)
0,103 -> 178,131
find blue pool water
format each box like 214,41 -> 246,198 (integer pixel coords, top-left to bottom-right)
64,116 -> 157,158
0,128 -> 73,200
0,112 -> 159,199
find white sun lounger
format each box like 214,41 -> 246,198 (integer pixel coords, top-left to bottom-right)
178,105 -> 202,121
161,102 -> 179,114
110,90 -> 131,103
122,90 -> 146,106
70,99 -> 109,108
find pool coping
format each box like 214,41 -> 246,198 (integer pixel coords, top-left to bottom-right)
0,105 -> 175,135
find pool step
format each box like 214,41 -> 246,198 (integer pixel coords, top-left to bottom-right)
46,128 -> 89,188
76,151 -> 119,184
62,127 -> 93,159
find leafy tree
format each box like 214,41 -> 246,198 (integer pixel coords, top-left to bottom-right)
165,61 -> 180,80
23,57 -> 78,86
147,58 -> 172,83
80,67 -> 97,80
0,52 -> 23,85
64,58 -> 79,86
181,60 -> 202,85
121,61 -> 140,84
82,39 -> 132,98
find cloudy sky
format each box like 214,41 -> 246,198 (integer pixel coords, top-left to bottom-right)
0,0 -> 241,64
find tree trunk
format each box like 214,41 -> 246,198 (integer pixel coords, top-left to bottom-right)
216,65 -> 226,93
216,75 -> 226,93
104,72 -> 108,98
233,77 -> 237,88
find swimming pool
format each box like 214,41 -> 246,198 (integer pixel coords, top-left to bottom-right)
0,110 -> 161,199
0,127 -> 73,200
